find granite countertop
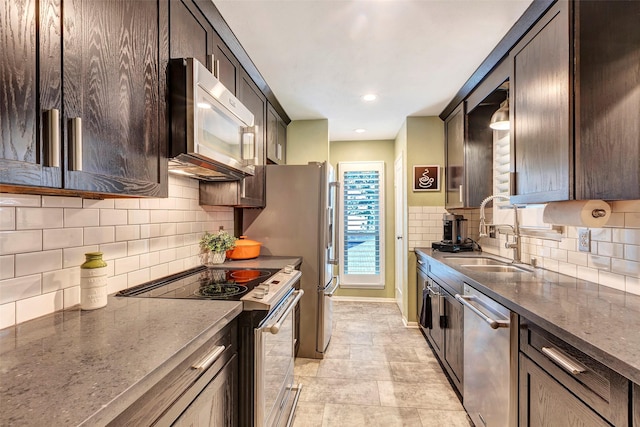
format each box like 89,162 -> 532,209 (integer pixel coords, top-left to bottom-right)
0,255 -> 302,425
416,248 -> 640,384
0,295 -> 242,426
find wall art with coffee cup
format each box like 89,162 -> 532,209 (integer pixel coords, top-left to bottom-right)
413,165 -> 440,192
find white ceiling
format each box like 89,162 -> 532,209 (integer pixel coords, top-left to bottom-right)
213,0 -> 533,141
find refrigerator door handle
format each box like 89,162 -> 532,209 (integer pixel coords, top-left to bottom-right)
328,181 -> 340,265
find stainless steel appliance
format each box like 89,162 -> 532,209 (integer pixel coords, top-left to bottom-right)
455,284 -> 518,427
117,265 -> 303,427
168,57 -> 257,181
243,162 -> 339,359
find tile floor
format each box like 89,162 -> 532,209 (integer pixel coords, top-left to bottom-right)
291,300 -> 473,427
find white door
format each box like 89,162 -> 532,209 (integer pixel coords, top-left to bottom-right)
394,154 -> 405,314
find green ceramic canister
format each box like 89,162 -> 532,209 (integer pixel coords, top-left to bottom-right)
80,252 -> 108,310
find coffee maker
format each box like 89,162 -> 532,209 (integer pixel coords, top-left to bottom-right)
431,213 -> 474,252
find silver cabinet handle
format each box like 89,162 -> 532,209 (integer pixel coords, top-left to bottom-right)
262,290 -> 304,335
69,117 -> 83,171
285,383 -> 303,427
455,294 -> 510,329
191,345 -> 225,371
541,346 -> 587,375
417,259 -> 424,265
459,184 -> 463,203
43,109 -> 60,167
325,276 -> 339,297
242,125 -> 257,163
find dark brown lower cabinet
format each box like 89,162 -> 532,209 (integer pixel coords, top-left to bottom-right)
519,354 -> 610,427
442,289 -> 464,393
173,354 -> 237,426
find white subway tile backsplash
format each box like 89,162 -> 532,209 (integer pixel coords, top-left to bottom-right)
611,259 -> 640,276
626,276 -> 640,296
16,290 -> 63,324
115,225 -> 140,242
610,200 -> 640,212
100,209 -> 128,226
84,227 -> 115,245
597,242 -> 624,258
0,274 -> 42,304
0,176 -> 229,327
42,267 -> 80,293
576,266 -> 600,283
99,242 -> 128,261
64,208 -> 99,227
0,230 -> 42,255
588,254 -> 610,271
606,213 -> 625,228
16,208 -> 63,230
591,228 -> 612,242
626,213 -> 640,228
115,256 -> 140,275
150,210 -> 169,223
0,255 -> 14,279
0,207 -> 15,230
0,194 -> 41,207
0,302 -> 16,329
63,245 -> 99,269
625,245 -> 640,262
114,199 -> 140,210
613,228 -> 640,245
63,286 -> 80,308
42,196 -> 82,208
83,199 -> 115,209
43,228 -> 83,250
15,250 -> 62,277
598,271 -> 626,292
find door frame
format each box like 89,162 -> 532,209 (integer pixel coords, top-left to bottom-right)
394,153 -> 407,318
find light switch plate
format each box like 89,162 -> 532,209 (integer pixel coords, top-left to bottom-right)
578,229 -> 591,252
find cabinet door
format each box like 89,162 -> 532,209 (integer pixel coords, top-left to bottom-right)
169,0 -> 212,66
443,290 -> 463,393
445,104 -> 465,209
266,105 -> 279,164
510,1 -> 571,204
212,32 -> 240,95
426,282 -> 444,358
519,354 -> 609,427
173,354 -> 238,427
236,68 -> 266,207
1,0 -> 62,189
277,117 -> 287,164
62,0 -> 167,197
575,0 -> 640,200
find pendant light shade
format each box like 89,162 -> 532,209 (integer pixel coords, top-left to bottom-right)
490,99 -> 510,130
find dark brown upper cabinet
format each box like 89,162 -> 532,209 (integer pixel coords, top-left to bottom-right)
511,0 -> 640,203
199,68 -> 267,208
444,57 -> 504,210
1,0 -> 168,197
267,104 -> 287,165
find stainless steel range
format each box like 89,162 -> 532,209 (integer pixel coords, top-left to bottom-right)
117,264 -> 303,427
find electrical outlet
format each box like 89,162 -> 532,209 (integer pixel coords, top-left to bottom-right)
578,229 -> 591,252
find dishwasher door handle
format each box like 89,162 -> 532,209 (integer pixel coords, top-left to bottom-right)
455,294 -> 510,329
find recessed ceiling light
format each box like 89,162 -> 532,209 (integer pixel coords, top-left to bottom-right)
355,128 -> 366,133
362,94 -> 377,102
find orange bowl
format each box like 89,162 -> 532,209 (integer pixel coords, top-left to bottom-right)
226,236 -> 261,259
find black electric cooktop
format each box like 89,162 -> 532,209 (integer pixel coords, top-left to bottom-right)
116,266 -> 280,301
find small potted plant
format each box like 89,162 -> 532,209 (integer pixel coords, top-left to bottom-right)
199,230 -> 237,265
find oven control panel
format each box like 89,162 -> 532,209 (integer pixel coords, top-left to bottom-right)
241,267 -> 301,311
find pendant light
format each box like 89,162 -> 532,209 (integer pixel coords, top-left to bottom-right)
490,96 -> 510,130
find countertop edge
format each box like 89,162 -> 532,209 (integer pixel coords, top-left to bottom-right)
415,247 -> 640,384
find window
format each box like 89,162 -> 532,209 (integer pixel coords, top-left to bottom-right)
338,161 -> 385,288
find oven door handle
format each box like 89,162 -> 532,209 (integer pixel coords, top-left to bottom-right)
261,290 -> 304,335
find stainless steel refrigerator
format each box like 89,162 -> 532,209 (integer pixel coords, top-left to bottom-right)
243,162 -> 339,359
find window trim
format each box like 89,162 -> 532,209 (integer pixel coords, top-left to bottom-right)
338,161 -> 385,289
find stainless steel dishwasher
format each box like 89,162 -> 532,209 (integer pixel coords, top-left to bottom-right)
455,283 -> 518,427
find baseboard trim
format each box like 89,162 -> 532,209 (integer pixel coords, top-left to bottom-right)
402,318 -> 419,328
332,296 -> 397,303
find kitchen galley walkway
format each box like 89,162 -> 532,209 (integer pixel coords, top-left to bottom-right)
292,300 -> 472,427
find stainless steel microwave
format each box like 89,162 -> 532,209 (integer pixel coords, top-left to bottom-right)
168,58 -> 256,181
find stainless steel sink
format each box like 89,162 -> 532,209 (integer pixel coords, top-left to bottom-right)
459,264 -> 532,273
443,256 -> 507,266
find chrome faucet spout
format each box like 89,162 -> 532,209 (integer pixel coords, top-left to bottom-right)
478,194 -> 521,263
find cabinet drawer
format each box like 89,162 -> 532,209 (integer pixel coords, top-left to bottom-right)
520,354 -> 611,427
520,321 -> 629,426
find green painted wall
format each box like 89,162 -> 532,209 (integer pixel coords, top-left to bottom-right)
406,117 -> 445,206
403,116 -> 445,323
330,139 -> 396,299
285,119 -> 329,164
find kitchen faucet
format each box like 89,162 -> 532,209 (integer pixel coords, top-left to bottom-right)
479,194 -> 521,263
